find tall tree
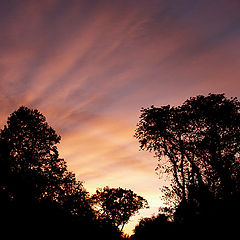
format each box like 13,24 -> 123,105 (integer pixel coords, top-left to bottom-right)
0,106 -> 92,223
135,94 -> 240,208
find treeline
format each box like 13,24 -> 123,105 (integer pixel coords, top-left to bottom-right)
1,93 -> 240,239
0,107 -> 147,239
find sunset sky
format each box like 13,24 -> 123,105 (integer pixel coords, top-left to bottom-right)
1,0 -> 240,234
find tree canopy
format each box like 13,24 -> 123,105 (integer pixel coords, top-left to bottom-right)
0,106 -> 94,226
92,186 -> 148,230
135,93 -> 240,224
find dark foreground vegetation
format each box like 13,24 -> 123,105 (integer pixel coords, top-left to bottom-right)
133,93 -> 240,238
0,93 -> 239,239
0,106 -> 147,239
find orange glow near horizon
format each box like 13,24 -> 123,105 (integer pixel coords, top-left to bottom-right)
1,0 -> 240,235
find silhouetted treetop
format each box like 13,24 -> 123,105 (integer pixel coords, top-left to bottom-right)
0,106 -> 93,222
92,186 -> 149,231
1,106 -> 61,170
135,94 -> 240,205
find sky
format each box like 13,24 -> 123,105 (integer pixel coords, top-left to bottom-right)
1,0 -> 240,235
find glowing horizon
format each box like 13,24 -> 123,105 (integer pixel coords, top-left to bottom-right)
1,0 -> 240,235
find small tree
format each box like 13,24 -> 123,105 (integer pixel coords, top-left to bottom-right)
92,186 -> 148,231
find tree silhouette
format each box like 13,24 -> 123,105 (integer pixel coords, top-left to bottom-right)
0,106 -> 93,227
92,186 -> 148,231
135,94 -> 240,225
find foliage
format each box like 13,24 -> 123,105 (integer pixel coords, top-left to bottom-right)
92,186 -> 148,230
0,106 -> 139,239
0,107 -> 92,213
4,93 -> 240,238
0,106 -> 97,232
132,213 -> 176,239
135,94 -> 240,209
